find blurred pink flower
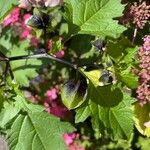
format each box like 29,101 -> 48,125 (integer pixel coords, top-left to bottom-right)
50,102 -> 67,118
30,36 -> 39,47
55,50 -> 65,58
143,35 -> 150,51
64,133 -> 85,150
20,14 -> 32,39
45,88 -> 58,101
64,133 -> 76,145
3,7 -> 20,27
69,145 -> 85,150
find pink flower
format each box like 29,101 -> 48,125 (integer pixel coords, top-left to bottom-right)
136,35 -> 150,105
20,14 -> 32,39
3,7 -> 20,27
55,50 -> 65,58
30,36 -> 39,47
143,35 -> 150,51
69,145 -> 85,150
45,88 -> 58,101
64,133 -> 85,150
64,133 -> 76,145
50,102 -> 67,118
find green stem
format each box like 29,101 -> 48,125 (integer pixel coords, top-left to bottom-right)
5,53 -> 78,70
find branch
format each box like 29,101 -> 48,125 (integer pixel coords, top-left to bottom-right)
1,53 -> 77,70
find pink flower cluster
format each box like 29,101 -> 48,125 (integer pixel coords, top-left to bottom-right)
19,0 -> 63,11
3,8 -> 20,27
64,133 -> 85,150
136,35 -> 150,105
44,87 -> 68,118
3,7 -> 38,47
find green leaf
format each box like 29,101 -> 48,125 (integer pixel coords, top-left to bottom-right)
99,93 -> 133,139
0,103 -> 20,128
0,0 -> 18,23
61,79 -> 87,110
7,113 -> 75,150
6,95 -> 75,150
107,37 -> 132,62
75,102 -> 91,123
64,0 -> 126,38
117,68 -> 138,89
76,92 -> 134,139
79,69 -> 122,106
80,68 -> 101,87
136,137 -> 150,150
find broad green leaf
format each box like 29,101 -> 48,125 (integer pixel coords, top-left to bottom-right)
6,95 -> 75,150
64,0 -> 126,38
99,93 -> 133,139
118,68 -> 138,89
80,69 -> 101,87
0,104 -> 20,128
76,92 -> 134,139
7,113 -> 75,150
14,95 -> 45,113
75,102 -> 91,123
0,0 -> 18,23
61,79 -> 87,110
107,37 -> 132,62
79,69 -> 122,106
134,103 -> 150,137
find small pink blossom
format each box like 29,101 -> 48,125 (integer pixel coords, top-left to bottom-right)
143,35 -> 150,51
3,7 -> 20,27
64,133 -> 76,145
45,88 -> 58,101
55,50 -> 65,58
50,102 -> 67,118
30,36 -> 39,47
20,14 -> 32,39
64,133 -> 85,150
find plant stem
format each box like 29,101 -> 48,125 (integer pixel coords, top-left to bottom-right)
132,27 -> 138,44
4,53 -> 78,70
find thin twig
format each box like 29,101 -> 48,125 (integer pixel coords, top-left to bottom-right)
1,53 -> 78,70
132,27 -> 138,44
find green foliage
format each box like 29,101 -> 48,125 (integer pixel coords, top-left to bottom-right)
0,0 -> 150,149
136,137 -> 150,150
76,91 -> 134,139
0,95 -> 75,150
0,0 -> 18,23
64,0 -> 126,38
